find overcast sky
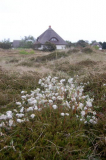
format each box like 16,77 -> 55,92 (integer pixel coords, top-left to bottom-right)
0,0 -> 106,42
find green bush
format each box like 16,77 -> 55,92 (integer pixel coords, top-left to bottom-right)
43,41 -> 56,51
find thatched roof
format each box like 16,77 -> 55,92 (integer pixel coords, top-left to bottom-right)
35,26 -> 67,45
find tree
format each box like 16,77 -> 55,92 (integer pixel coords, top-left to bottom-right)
0,39 -> 11,49
43,41 -> 56,51
76,40 -> 88,47
19,36 -> 36,48
102,42 -> 106,49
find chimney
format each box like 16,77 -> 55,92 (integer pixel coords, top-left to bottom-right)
49,25 -> 51,28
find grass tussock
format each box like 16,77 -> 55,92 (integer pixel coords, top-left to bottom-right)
19,50 -> 35,55
83,73 -> 106,112
77,59 -> 97,67
0,68 -> 40,111
82,47 -> 93,54
35,49 -> 80,63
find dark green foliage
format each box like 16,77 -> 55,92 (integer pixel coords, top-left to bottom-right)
76,40 -> 88,47
0,39 -> 11,49
102,42 -> 106,49
43,41 -> 56,51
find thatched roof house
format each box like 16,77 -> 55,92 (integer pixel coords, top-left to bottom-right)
35,26 -> 67,50
92,42 -> 102,50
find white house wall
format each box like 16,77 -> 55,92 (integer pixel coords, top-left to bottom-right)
38,45 -> 43,50
56,45 -> 66,50
38,45 -> 66,50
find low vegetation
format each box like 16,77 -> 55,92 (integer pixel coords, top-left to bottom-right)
0,48 -> 106,159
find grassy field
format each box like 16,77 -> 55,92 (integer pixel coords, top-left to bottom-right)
0,48 -> 106,159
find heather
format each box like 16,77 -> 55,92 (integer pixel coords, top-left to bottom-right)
0,48 -> 106,159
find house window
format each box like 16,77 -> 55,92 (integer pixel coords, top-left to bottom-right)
50,38 -> 58,42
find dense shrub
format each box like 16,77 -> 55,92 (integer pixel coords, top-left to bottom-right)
43,41 -> 56,51
0,41 -> 11,49
82,47 -> 93,53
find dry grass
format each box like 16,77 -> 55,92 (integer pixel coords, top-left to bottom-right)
0,48 -> 106,159
0,48 -> 106,80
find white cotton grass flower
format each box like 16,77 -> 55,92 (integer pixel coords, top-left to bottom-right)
60,113 -> 69,116
81,111 -> 85,116
89,119 -> 94,124
71,97 -> 76,101
20,107 -> 24,113
86,100 -> 92,107
65,113 -> 69,116
27,107 -> 33,112
16,113 -> 24,118
52,96 -> 56,100
34,106 -> 38,110
6,111 -> 13,119
60,79 -> 65,83
9,119 -> 14,127
21,95 -> 26,99
68,78 -> 73,83
16,102 -> 21,106
61,113 -> 65,116
21,91 -> 27,94
38,79 -> 42,84
66,101 -> 70,108
93,111 -> 96,115
27,97 -> 37,105
84,107 -> 87,110
78,103 -> 83,110
30,114 -> 35,119
0,114 -> 7,120
72,106 -> 75,110
29,100 -> 37,105
57,96 -> 63,100
52,105 -> 58,109
0,122 -> 5,127
17,119 -> 24,123
84,121 -> 87,124
49,100 -> 53,103
13,109 -> 18,112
